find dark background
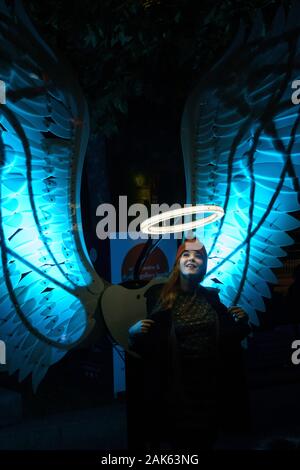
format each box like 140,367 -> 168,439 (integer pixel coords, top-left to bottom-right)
0,0 -> 300,451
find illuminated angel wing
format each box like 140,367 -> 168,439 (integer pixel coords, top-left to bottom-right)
181,5 -> 300,325
0,1 -> 104,390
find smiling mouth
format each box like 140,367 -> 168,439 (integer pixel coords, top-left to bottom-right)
186,263 -> 197,268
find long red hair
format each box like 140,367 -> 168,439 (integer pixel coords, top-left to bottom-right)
155,247 -> 208,312
157,259 -> 182,311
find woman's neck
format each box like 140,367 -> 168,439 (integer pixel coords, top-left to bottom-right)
180,276 -> 198,293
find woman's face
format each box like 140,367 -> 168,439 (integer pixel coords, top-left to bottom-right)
179,250 -> 206,280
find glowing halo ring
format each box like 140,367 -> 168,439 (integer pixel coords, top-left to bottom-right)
140,204 -> 224,235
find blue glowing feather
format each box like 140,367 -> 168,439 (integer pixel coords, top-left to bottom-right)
181,5 -> 300,325
0,1 -> 104,390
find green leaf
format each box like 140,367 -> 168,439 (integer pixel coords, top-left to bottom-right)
174,12 -> 181,23
85,26 -> 97,48
119,31 -> 132,46
114,97 -> 128,114
97,26 -> 104,38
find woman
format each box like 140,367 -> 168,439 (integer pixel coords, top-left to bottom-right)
128,237 -> 251,451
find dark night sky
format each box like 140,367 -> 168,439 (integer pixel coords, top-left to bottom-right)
27,0 -> 300,266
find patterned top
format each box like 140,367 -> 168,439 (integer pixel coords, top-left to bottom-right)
168,288 -> 219,433
172,288 -> 218,361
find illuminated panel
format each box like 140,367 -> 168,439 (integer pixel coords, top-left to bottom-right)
0,1 -> 103,390
182,7 -> 300,324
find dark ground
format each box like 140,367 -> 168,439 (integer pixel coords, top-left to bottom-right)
1,324 -> 300,450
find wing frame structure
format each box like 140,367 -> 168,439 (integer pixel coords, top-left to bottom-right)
181,5 -> 300,325
0,0 -> 104,390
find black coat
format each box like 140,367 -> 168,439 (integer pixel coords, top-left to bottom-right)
128,284 -> 251,444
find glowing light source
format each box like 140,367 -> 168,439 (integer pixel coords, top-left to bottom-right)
140,204 -> 224,234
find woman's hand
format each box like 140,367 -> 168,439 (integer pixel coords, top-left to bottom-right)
228,306 -> 249,322
128,319 -> 155,337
